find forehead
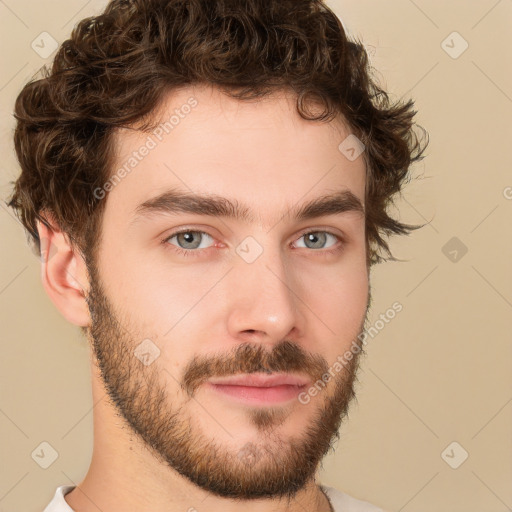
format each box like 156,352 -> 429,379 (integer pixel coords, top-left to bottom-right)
105,84 -> 366,228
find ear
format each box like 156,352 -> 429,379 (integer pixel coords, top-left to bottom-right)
36,214 -> 91,327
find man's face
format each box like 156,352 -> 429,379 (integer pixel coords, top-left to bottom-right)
84,85 -> 369,500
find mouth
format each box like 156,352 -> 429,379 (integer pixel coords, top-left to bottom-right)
206,373 -> 310,405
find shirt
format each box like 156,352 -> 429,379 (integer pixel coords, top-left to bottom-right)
43,484 -> 387,512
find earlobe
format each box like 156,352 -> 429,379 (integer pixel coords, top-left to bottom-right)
37,217 -> 91,327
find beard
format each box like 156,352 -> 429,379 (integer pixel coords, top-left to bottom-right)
84,257 -> 368,502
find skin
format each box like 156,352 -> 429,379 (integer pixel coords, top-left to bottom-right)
38,84 -> 369,512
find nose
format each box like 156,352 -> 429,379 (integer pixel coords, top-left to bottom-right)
225,245 -> 305,347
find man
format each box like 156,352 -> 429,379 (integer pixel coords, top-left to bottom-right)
8,0 -> 427,510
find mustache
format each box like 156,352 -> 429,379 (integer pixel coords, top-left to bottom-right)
181,340 -> 329,397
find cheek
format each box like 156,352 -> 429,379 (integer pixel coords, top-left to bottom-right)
314,272 -> 368,324
103,247 -> 216,330
122,266 -> 226,371
300,255 -> 368,345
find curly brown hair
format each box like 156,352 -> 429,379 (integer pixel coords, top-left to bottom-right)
7,0 -> 428,267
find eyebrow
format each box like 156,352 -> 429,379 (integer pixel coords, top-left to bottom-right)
130,188 -> 365,226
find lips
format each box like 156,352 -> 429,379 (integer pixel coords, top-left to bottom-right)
206,373 -> 311,405
207,373 -> 310,388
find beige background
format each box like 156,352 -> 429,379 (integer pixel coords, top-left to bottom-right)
1,1 -> 511,511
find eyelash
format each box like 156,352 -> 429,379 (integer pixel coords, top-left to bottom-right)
160,228 -> 345,258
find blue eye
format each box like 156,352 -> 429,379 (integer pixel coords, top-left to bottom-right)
163,230 -> 215,256
294,231 -> 339,250
161,229 -> 344,258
